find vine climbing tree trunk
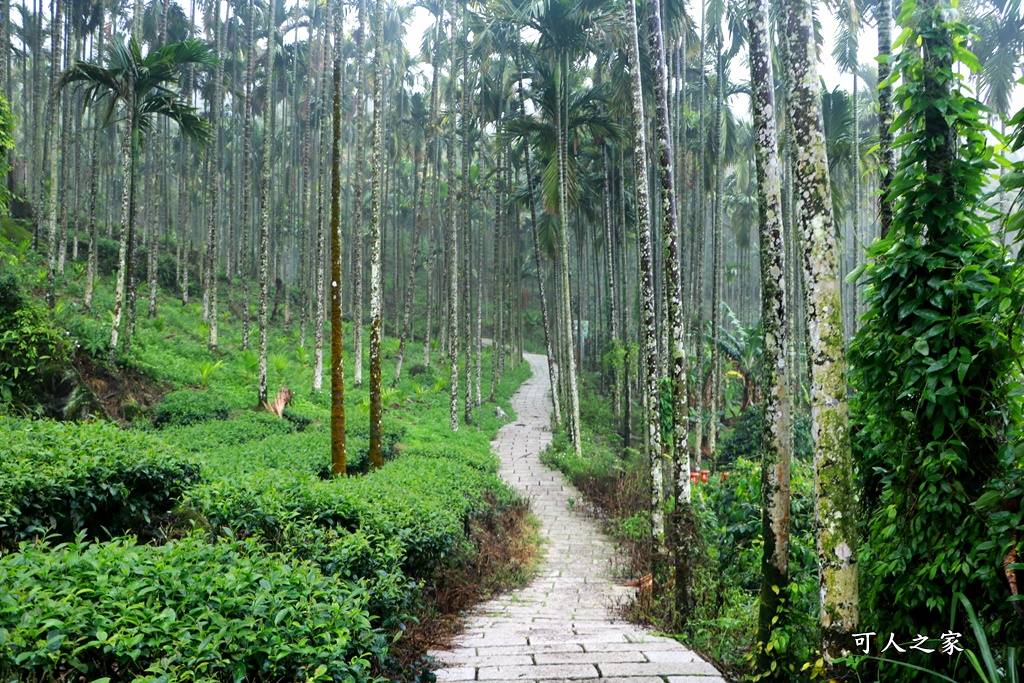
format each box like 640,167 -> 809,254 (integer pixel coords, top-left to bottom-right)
877,0 -> 895,238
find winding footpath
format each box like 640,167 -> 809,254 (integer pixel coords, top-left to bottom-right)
429,353 -> 726,683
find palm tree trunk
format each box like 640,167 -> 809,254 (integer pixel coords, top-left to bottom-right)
83,12 -> 103,311
747,0 -> 794,672
446,0 -> 460,432
475,195 -> 483,410
460,24 -> 472,427
350,0 -> 366,388
329,0 -> 347,474
645,0 -> 691,621
258,0 -> 276,405
147,125 -> 162,318
555,52 -> 581,456
110,107 -> 135,353
204,1 -> 224,348
44,0 -> 62,308
240,0 -> 255,349
603,150 -> 621,418
489,147 -> 503,402
709,46 -> 725,463
393,12 -> 442,385
56,55 -> 70,276
691,4 -> 707,469
367,0 -> 386,470
626,0 -> 664,555
785,0 -> 859,659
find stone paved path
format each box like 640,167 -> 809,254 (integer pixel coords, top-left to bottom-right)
429,353 -> 726,683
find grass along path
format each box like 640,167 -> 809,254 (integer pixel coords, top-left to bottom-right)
429,352 -> 726,683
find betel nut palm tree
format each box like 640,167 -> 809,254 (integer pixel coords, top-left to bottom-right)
61,36 -> 214,354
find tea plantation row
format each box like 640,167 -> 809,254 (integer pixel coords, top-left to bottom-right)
0,279 -> 533,682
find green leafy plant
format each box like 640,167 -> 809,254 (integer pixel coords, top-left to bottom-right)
239,349 -> 259,382
197,359 -> 225,388
0,273 -> 68,412
0,534 -> 387,681
151,388 -> 231,428
836,594 -> 1020,683
0,419 -> 200,548
848,0 -> 1024,670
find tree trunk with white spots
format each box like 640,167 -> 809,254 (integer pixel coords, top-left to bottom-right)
258,0 -> 276,406
748,0 -> 794,672
785,0 -> 859,659
626,0 -> 664,553
367,0 -> 385,470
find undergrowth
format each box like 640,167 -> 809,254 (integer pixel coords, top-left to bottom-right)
0,238 -> 536,682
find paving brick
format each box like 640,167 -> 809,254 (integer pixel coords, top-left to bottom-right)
478,664 -> 598,680
431,354 -> 720,683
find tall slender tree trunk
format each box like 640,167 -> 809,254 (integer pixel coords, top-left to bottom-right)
312,12 -> 328,392
351,0 -> 366,388
366,0 -> 385,469
240,0 -> 255,349
44,0 -> 62,308
522,130 -> 561,424
258,0 -> 276,405
83,9 -> 104,311
446,0 -> 459,432
603,151 -> 621,418
785,0 -> 859,659
645,0 -> 692,621
555,53 -> 582,457
460,22 -> 472,427
489,147 -> 504,403
691,7 -> 707,469
56,50 -> 70,276
110,109 -> 135,353
393,11 -> 442,385
626,0 -> 664,555
205,1 -> 224,348
747,0 -> 794,673
329,0 -> 347,474
708,45 -> 725,462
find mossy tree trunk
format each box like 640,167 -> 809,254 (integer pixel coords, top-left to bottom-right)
367,0 -> 385,470
625,0 -> 664,557
784,0 -> 859,660
748,0 -> 794,673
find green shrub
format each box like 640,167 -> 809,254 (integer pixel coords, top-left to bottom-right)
0,272 -> 68,411
0,534 -> 387,682
162,410 -> 298,452
0,419 -> 200,548
716,404 -> 812,466
151,388 -> 231,428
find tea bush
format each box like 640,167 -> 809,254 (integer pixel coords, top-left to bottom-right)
0,272 -> 68,411
151,388 -> 231,427
0,534 -> 388,682
0,419 -> 200,548
161,409 -> 299,452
